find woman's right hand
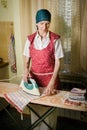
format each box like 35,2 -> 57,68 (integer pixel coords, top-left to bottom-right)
23,69 -> 29,82
23,57 -> 32,82
23,69 -> 32,82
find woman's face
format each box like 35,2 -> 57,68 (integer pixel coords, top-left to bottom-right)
36,21 -> 50,33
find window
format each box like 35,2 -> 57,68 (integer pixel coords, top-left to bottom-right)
47,0 -> 81,74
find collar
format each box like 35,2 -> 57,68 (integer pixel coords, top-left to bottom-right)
36,31 -> 50,39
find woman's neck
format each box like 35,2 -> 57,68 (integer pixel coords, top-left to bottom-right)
38,30 -> 48,39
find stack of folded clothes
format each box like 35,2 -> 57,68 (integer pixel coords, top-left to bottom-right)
64,88 -> 86,106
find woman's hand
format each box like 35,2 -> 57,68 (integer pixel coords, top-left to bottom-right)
44,81 -> 57,96
23,69 -> 31,82
43,59 -> 60,96
23,70 -> 29,82
23,57 -> 31,82
44,88 -> 57,96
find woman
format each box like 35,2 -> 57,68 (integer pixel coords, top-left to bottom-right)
23,9 -> 64,130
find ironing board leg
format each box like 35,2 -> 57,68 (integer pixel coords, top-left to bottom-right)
27,105 -> 53,130
26,104 -> 56,130
0,98 -> 22,130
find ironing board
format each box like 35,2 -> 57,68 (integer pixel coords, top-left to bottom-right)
0,82 -> 23,129
0,82 -> 87,130
26,89 -> 87,130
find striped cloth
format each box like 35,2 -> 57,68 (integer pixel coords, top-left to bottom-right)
4,89 -> 40,113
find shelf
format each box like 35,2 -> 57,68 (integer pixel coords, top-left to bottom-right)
0,62 -> 9,68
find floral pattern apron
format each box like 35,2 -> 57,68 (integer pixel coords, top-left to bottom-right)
28,31 -> 60,89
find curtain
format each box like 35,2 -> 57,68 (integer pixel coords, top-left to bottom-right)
20,0 -> 44,50
20,0 -> 87,76
71,0 -> 81,73
46,0 -> 81,74
80,0 -> 87,73
20,0 -> 44,66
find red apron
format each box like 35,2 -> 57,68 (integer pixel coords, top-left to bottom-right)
28,31 -> 60,89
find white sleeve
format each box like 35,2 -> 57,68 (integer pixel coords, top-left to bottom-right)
55,38 -> 64,59
23,38 -> 31,57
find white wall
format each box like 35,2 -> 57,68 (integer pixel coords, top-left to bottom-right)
0,0 -> 13,21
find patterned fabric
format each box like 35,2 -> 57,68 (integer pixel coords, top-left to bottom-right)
4,89 -> 40,113
8,34 -> 17,73
28,31 -> 60,88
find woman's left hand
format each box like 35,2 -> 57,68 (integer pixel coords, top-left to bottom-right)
44,83 -> 57,96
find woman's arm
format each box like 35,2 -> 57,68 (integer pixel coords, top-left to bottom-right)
23,38 -> 31,82
44,58 -> 60,95
23,57 -> 31,82
44,38 -> 64,95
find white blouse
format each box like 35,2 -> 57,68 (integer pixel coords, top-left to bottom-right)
23,32 -> 64,59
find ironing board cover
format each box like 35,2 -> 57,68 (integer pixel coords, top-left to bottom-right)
4,89 -> 40,113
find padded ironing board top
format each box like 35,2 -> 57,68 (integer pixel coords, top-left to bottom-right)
0,82 -> 20,97
0,82 -> 87,112
31,90 -> 87,112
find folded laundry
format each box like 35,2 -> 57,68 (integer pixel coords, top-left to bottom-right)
63,88 -> 86,106
70,88 -> 86,94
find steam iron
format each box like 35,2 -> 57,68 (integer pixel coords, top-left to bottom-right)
20,78 -> 40,96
